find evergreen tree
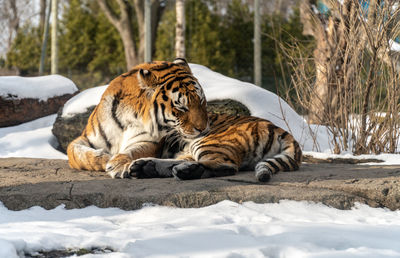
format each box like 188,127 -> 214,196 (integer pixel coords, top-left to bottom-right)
185,0 -> 228,74
6,24 -> 42,75
154,7 -> 176,61
219,0 -> 253,80
88,12 -> 126,76
59,0 -> 98,70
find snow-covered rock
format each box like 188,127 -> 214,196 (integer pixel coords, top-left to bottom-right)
61,85 -> 107,118
0,75 -> 77,101
0,75 -> 78,127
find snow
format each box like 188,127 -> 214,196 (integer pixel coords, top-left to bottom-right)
304,151 -> 400,165
0,115 -> 67,159
62,85 -> 107,118
1,200 -> 400,257
0,75 -> 78,101
389,39 -> 400,52
2,66 -> 400,257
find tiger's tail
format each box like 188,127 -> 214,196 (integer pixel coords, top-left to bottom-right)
255,130 -> 302,182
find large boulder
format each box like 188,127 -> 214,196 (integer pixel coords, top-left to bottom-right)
0,75 -> 78,127
206,99 -> 250,116
52,105 -> 96,152
52,99 -> 250,153
0,94 -> 76,127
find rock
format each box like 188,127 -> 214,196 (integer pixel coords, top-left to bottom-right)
302,154 -> 384,164
207,99 -> 250,116
52,105 -> 95,152
1,157 -> 400,211
0,94 -> 75,127
52,99 -> 250,153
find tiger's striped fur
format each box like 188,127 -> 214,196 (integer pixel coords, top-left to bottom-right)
67,58 -> 208,178
130,112 -> 302,182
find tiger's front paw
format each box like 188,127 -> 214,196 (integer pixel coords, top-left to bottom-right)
172,162 -> 206,180
129,158 -> 158,178
105,154 -> 132,179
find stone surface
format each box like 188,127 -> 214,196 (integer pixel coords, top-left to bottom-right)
206,99 -> 250,116
52,106 -> 96,152
0,93 -> 76,127
52,99 -> 251,153
1,157 -> 400,211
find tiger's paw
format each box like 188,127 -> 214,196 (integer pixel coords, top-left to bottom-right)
105,154 -> 132,179
106,166 -> 131,179
172,162 -> 206,180
129,158 -> 158,178
255,168 -> 273,182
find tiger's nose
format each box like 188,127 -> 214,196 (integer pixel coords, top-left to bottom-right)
194,120 -> 208,132
193,127 -> 203,134
194,121 -> 209,134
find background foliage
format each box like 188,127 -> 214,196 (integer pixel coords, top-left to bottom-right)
4,0 -> 308,90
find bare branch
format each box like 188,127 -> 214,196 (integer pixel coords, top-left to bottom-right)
97,0 -> 120,29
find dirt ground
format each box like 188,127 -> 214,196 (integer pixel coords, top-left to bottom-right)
1,157 -> 400,211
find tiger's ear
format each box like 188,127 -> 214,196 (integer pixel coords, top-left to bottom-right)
173,58 -> 189,67
137,68 -> 156,93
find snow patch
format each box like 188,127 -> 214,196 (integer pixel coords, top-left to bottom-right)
0,115 -> 66,159
1,200 -> 400,257
62,85 -> 107,118
390,39 -> 400,52
0,75 -> 78,101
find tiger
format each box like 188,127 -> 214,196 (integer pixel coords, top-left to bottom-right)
67,58 -> 208,178
129,105 -> 302,182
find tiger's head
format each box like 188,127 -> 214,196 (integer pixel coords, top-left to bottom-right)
134,58 -> 209,138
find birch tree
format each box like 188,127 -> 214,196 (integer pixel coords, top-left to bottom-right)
175,0 -> 185,58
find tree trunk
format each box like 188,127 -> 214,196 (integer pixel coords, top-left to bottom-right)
98,0 -> 137,70
51,0 -> 58,74
254,0 -> 261,86
39,0 -> 51,75
7,0 -> 19,49
134,0 -> 164,63
40,0 -> 47,33
144,0 -> 152,62
175,0 -> 185,58
98,0 -> 164,69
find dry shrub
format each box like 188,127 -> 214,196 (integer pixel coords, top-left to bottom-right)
283,0 -> 400,154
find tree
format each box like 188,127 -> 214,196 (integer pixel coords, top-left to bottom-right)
51,0 -> 58,74
0,0 -> 34,54
175,0 -> 185,58
1,0 -> 19,50
88,11 -> 126,76
59,0 -> 97,70
97,0 -> 165,70
254,0 -> 261,86
39,0 -> 47,33
6,24 -> 42,74
219,0 -> 253,79
154,5 -> 175,61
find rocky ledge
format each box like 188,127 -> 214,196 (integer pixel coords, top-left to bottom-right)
0,158 -> 399,211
